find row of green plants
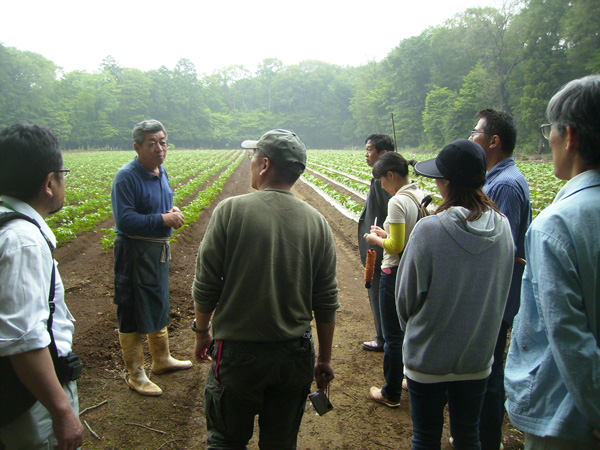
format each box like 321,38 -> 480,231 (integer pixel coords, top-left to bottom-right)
172,151 -> 237,205
100,151 -> 244,249
48,150 -> 565,249
172,151 -> 245,239
306,164 -> 370,199
301,172 -> 364,216
305,151 -> 565,219
45,150 -> 242,247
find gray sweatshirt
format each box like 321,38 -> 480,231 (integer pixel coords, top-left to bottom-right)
396,206 -> 514,382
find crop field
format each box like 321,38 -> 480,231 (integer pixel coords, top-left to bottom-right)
52,149 -> 563,250
303,150 -> 565,222
49,149 -> 560,449
50,150 -> 245,247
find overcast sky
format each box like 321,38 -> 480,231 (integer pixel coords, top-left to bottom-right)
2,0 -> 499,76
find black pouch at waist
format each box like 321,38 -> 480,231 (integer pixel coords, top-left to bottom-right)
0,350 -> 82,427
0,356 -> 37,427
55,352 -> 83,383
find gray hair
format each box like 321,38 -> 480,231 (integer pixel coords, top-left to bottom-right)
132,120 -> 167,145
547,75 -> 600,169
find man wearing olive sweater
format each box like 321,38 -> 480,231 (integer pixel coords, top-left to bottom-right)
192,129 -> 339,450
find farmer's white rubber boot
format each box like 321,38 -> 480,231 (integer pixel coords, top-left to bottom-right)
147,326 -> 192,375
119,331 -> 162,396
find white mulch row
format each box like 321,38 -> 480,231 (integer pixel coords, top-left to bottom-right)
298,176 -> 360,222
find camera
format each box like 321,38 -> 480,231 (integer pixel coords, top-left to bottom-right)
55,352 -> 83,383
309,391 -> 333,416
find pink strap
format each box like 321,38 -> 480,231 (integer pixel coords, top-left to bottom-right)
213,341 -> 223,387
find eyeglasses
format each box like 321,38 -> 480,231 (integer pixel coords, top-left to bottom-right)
55,168 -> 71,178
470,130 -> 489,137
540,124 -> 552,140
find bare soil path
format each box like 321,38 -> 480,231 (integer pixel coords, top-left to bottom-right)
55,155 -> 523,449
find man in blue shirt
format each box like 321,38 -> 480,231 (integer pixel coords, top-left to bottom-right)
505,75 -> 600,449
111,120 -> 191,396
470,109 -> 532,450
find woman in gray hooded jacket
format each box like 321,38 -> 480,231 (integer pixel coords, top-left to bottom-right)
395,139 -> 514,450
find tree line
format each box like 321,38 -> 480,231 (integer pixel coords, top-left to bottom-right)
1,0 -> 598,152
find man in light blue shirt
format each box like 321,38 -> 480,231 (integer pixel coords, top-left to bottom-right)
505,75 -> 600,449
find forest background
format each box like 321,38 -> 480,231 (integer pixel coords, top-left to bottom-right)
1,0 -> 598,153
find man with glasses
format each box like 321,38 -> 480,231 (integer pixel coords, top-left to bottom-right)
469,109 -> 532,450
505,75 -> 600,449
111,119 -> 191,397
0,123 -> 83,449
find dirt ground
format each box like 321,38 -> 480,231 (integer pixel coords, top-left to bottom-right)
55,155 -> 524,449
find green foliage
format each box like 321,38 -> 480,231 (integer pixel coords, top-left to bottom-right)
46,150 -> 243,248
563,0 -> 600,74
422,86 -> 458,148
0,0 -> 596,152
349,62 -> 391,140
40,150 -> 566,250
305,150 -> 563,219
0,46 -> 58,129
449,65 -> 499,139
382,34 -> 433,148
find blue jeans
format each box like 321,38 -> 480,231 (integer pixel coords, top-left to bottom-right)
379,267 -> 404,402
479,320 -> 509,450
407,377 -> 488,450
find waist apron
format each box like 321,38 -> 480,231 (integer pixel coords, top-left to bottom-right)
113,234 -> 170,334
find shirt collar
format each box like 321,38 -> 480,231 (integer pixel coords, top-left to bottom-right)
0,195 -> 56,247
554,169 -> 600,204
397,182 -> 418,193
486,157 -> 515,181
133,156 -> 163,179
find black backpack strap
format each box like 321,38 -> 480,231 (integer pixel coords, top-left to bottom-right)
421,195 -> 433,210
0,211 -> 39,228
0,212 -> 59,370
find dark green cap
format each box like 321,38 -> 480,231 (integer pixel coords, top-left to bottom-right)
241,129 -> 307,174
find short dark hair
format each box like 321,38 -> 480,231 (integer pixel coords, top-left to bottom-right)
255,150 -> 303,185
372,152 -> 415,179
365,134 -> 395,153
133,119 -> 167,146
547,75 -> 600,169
0,123 -> 62,201
476,109 -> 517,154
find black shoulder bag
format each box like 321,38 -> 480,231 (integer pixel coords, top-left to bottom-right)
0,212 -> 82,427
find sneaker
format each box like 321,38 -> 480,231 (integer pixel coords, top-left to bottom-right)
362,341 -> 384,352
369,387 -> 401,408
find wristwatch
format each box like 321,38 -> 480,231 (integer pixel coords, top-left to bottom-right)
191,319 -> 211,334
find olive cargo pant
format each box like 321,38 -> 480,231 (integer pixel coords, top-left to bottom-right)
204,337 -> 315,450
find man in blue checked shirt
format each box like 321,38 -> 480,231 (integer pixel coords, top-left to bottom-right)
469,109 -> 532,450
